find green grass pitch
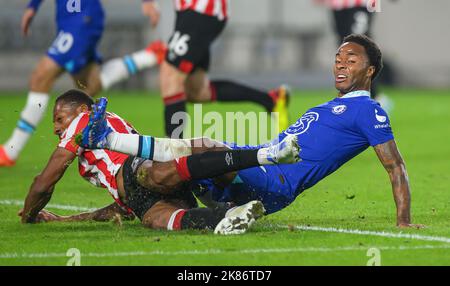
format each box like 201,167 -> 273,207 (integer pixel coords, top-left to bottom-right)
0,89 -> 449,266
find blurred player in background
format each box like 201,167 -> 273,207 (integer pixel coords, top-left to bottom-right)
0,0 -> 165,167
315,0 -> 394,111
141,0 -> 290,139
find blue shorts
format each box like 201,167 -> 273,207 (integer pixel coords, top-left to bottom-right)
47,27 -> 103,74
196,165 -> 296,215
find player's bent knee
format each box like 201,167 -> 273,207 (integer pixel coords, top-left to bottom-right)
136,165 -> 152,188
184,85 -> 202,102
149,164 -> 177,187
136,163 -> 175,189
30,69 -> 51,91
160,63 -> 187,97
29,57 -> 61,91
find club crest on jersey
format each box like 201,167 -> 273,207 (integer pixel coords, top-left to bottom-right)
284,112 -> 319,135
375,109 -> 387,123
332,105 -> 347,115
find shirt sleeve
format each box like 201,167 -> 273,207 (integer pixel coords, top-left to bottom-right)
58,113 -> 89,154
27,0 -> 44,11
356,103 -> 394,146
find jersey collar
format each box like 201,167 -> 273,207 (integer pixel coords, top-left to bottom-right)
340,90 -> 371,99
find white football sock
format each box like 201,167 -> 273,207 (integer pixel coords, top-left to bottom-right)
107,133 -> 192,162
100,50 -> 158,90
100,58 -> 129,90
107,133 -> 140,156
3,92 -> 49,160
153,137 -> 192,162
131,49 -> 158,70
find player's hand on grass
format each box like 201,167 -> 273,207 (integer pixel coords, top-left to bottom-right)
141,1 -> 160,28
18,208 -> 62,223
397,222 -> 426,229
36,209 -> 62,222
21,8 -> 36,37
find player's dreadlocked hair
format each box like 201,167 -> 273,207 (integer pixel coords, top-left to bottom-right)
56,89 -> 94,110
342,34 -> 383,80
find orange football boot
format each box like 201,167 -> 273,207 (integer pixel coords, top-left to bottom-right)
0,145 -> 15,167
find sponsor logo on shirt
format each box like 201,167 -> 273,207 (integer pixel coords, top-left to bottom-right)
374,108 -> 389,128
375,109 -> 387,123
374,123 -> 391,129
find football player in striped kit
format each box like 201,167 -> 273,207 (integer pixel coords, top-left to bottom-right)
0,0 -> 165,167
315,0 -> 394,110
19,89 -> 299,234
141,0 -> 291,139
316,0 -> 376,39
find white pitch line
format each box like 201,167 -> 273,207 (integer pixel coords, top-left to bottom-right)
1,244 -> 450,259
2,199 -> 450,244
284,225 -> 450,244
0,199 -> 94,212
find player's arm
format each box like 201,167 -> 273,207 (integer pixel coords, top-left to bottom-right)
60,202 -> 135,222
23,202 -> 135,223
373,139 -> 424,228
22,0 -> 44,36
21,147 -> 75,223
141,0 -> 160,28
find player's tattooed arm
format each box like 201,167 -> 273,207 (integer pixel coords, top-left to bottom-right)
19,203 -> 135,224
21,148 -> 75,223
374,140 -> 424,229
62,202 -> 135,222
25,202 -> 135,223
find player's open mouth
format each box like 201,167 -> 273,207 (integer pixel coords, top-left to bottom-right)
335,74 -> 348,83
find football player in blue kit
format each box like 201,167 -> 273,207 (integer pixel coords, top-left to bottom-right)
81,34 -> 423,229
0,0 -> 165,166
207,34 -> 423,228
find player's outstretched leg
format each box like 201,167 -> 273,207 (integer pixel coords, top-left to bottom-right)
99,40 -> 167,90
214,200 -> 266,235
207,81 -> 291,132
171,137 -> 300,182
77,97 -> 112,149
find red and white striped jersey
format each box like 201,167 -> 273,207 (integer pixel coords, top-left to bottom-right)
174,0 -> 229,21
58,112 -> 137,208
315,0 -> 374,10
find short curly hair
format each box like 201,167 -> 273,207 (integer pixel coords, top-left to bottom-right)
56,89 -> 94,110
342,34 -> 383,80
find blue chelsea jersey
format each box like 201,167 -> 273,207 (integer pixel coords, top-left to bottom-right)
276,90 -> 394,192
55,0 -> 104,29
199,90 -> 395,213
